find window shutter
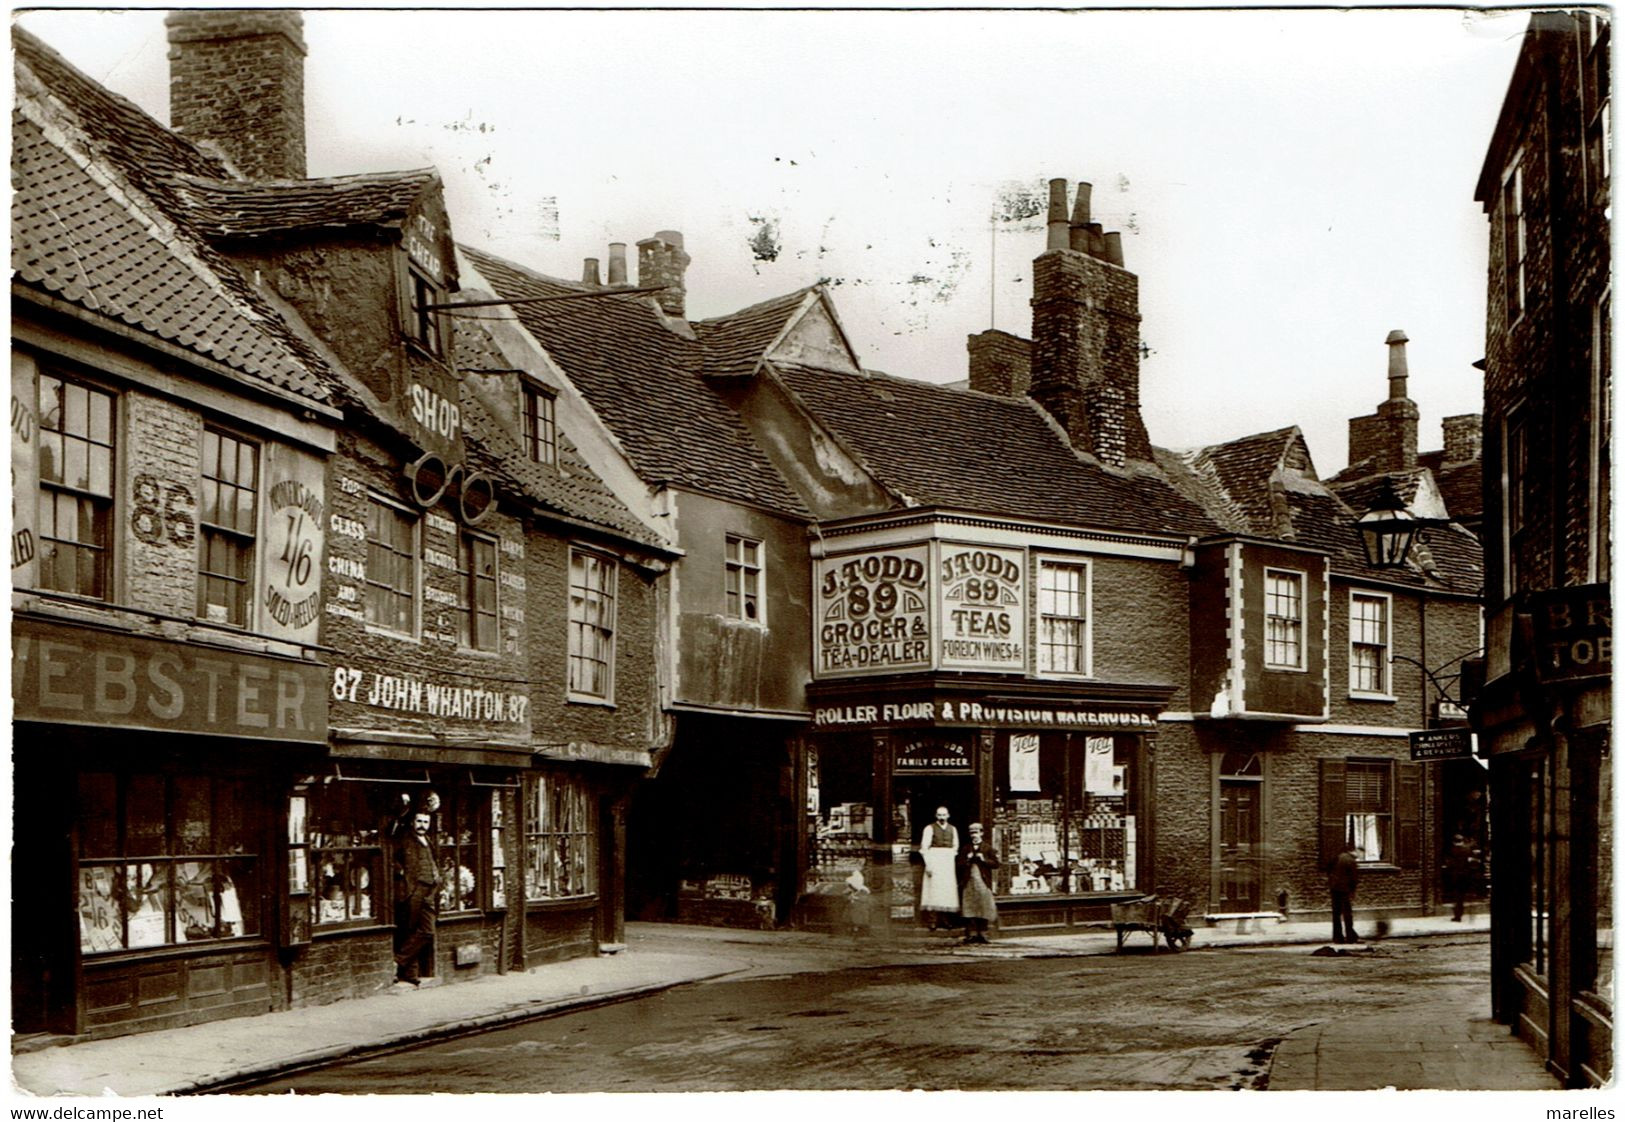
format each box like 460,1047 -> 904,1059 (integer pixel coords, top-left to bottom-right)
1397,762 -> 1422,868
1319,758 -> 1346,867
394,250 -> 414,342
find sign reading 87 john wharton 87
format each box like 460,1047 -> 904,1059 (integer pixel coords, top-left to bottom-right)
814,546 -> 931,676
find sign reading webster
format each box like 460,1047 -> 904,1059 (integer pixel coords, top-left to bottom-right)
12,618 -> 327,742
814,546 -> 931,676
938,545 -> 1025,671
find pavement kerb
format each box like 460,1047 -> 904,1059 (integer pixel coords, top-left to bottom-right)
176,968 -> 747,1096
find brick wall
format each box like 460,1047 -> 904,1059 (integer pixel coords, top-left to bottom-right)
290,933 -> 395,1008
1441,414 -> 1483,464
637,233 -> 690,318
1027,249 -> 1151,466
123,392 -> 201,617
967,329 -> 1032,397
1347,403 -> 1419,474
1089,555 -> 1189,710
165,10 -> 307,180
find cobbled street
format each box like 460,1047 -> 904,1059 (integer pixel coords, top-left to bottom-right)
253,935 -> 1493,1093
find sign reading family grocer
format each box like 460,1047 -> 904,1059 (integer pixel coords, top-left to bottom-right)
815,546 -> 931,675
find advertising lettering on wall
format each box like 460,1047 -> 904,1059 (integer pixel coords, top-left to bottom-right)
938,545 -> 1025,670
261,444 -> 326,643
814,546 -> 931,676
331,664 -> 530,726
11,352 -> 38,587
811,699 -> 1158,731
12,618 -> 327,741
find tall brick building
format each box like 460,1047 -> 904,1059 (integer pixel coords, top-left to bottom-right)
11,17 -> 673,1038
1470,10 -> 1612,1086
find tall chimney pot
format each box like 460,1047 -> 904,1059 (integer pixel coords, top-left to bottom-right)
583,258 -> 602,287
1102,232 -> 1125,267
1087,223 -> 1106,258
1046,179 -> 1071,251
1068,183 -> 1093,251
607,243 -> 629,287
1386,328 -> 1410,399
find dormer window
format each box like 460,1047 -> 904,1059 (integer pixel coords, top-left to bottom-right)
404,266 -> 445,358
521,384 -> 557,466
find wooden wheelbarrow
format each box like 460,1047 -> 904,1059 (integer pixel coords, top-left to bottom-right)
1110,895 -> 1195,952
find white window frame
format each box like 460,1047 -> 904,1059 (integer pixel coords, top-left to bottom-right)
724,533 -> 764,625
1347,590 -> 1393,699
1263,567 -> 1307,671
1035,555 -> 1092,678
459,529 -> 500,654
363,492 -> 420,640
567,547 -> 617,704
521,382 -> 557,466
1502,156 -> 1526,325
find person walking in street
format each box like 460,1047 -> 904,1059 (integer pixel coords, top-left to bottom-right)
917,806 -> 960,931
394,806 -> 443,985
1327,840 -> 1361,944
1445,833 -> 1478,922
957,822 -> 999,944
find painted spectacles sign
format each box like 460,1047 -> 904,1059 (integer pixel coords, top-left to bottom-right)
938,545 -> 1025,671
814,546 -> 931,676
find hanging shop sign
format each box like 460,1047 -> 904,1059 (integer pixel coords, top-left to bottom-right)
1528,584 -> 1611,685
260,444 -> 326,643
814,546 -> 932,676
1409,727 -> 1474,761
11,351 -> 38,588
811,696 -> 1159,731
893,737 -> 973,775
937,545 -> 1025,671
12,618 -> 327,741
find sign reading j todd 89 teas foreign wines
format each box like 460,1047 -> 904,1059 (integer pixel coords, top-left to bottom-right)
938,545 -> 1025,671
815,546 -> 931,676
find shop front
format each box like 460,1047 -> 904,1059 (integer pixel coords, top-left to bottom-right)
11,612 -> 330,1038
802,677 -> 1171,931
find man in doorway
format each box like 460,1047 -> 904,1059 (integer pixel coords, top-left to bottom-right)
1445,833 -> 1478,922
917,806 -> 960,931
394,807 -> 443,985
1327,840 -> 1361,944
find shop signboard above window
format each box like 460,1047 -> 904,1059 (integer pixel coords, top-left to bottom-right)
938,544 -> 1025,672
1528,583 -> 1612,684
893,737 -> 973,775
812,695 -> 1158,731
814,545 -> 931,676
12,616 -> 326,741
1409,728 -> 1474,761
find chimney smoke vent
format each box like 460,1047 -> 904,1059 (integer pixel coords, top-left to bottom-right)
607,243 -> 628,287
1103,232 -> 1125,267
582,258 -> 602,287
1386,328 -> 1411,400
1046,179 -> 1070,251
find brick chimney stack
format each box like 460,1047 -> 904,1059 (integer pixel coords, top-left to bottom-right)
1025,177 -> 1151,467
1347,329 -> 1421,473
1441,414 -> 1482,464
166,10 -> 307,180
637,231 -> 691,317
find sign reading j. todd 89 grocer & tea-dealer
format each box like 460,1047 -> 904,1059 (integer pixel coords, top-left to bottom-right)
815,546 -> 931,675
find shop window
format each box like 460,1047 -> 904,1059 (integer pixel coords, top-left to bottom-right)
460,532 -> 499,652
804,741 -> 876,894
1264,569 -> 1304,670
1348,592 -> 1390,696
308,782 -> 386,928
1585,15 -> 1612,198
568,549 -> 616,700
1527,754 -> 1552,977
435,786 -> 483,913
521,384 -> 557,466
724,534 -> 762,623
36,371 -> 114,599
197,427 -> 259,627
523,772 -> 595,900
75,772 -> 258,954
1502,158 -> 1526,323
991,734 -> 1136,896
1037,559 -> 1089,675
365,495 -> 418,636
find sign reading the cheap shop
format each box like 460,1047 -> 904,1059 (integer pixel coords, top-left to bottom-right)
814,546 -> 932,676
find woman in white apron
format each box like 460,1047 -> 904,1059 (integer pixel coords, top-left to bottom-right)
918,806 -> 960,929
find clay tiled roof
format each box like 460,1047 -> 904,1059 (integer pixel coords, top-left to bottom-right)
771,363 -> 1217,536
459,389 -> 663,548
695,289 -> 815,378
12,29 -> 336,406
460,247 -> 811,518
171,169 -> 439,239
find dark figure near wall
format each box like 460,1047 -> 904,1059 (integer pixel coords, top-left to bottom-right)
957,822 -> 999,944
394,807 -> 442,986
1327,841 -> 1361,945
1445,834 -> 1478,922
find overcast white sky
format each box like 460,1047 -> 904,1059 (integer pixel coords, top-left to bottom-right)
16,6 -> 1529,475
